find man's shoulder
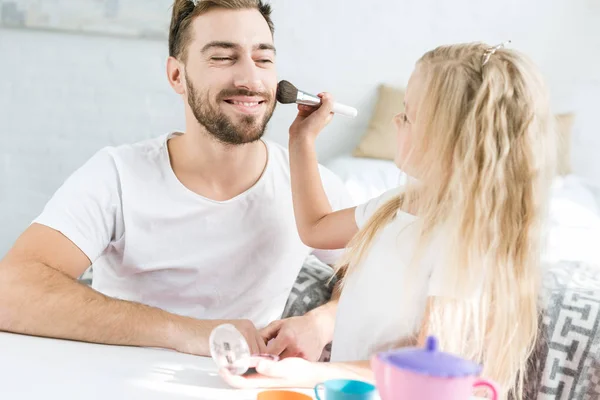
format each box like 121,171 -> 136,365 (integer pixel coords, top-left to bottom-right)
65,133 -> 170,188
90,133 -> 169,169
106,133 -> 168,158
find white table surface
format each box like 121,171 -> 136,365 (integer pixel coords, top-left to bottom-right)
0,332 -> 316,400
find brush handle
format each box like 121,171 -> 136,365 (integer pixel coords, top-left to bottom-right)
296,92 -> 358,118
332,102 -> 358,118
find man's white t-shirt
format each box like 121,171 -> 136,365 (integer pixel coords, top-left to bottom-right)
33,132 -> 351,329
330,187 -> 473,362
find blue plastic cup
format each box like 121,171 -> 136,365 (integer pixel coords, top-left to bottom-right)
314,379 -> 378,399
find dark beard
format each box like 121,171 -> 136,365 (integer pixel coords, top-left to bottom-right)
185,73 -> 276,145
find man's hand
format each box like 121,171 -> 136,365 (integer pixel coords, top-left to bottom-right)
230,319 -> 269,355
172,318 -> 267,356
260,314 -> 328,361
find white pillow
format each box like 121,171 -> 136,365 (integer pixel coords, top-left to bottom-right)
325,156 -> 404,206
545,175 -> 600,264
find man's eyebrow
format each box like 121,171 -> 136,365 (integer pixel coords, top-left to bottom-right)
255,43 -> 276,54
201,41 -> 276,54
201,41 -> 239,53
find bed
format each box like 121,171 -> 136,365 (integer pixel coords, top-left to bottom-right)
325,155 -> 600,266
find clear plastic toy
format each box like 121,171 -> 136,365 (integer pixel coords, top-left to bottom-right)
209,323 -> 278,375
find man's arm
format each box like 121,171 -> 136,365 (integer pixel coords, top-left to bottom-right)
0,223 -> 264,355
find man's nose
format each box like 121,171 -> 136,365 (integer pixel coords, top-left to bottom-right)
233,57 -> 264,93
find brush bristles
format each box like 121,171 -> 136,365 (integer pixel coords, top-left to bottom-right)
276,80 -> 298,104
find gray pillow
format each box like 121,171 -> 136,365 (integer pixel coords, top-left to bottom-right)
282,255 -> 338,319
281,258 -> 600,395
283,255 -> 338,362
536,261 -> 600,399
78,266 -> 93,285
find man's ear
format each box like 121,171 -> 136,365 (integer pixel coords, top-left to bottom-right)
167,56 -> 186,95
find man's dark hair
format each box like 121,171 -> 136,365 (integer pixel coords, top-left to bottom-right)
169,0 -> 274,62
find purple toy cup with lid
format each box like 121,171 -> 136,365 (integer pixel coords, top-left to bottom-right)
371,336 -> 499,400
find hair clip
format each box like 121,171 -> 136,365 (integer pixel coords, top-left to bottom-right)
190,0 -> 199,5
482,40 -> 511,66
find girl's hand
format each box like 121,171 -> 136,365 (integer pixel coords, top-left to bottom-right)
289,93 -> 335,142
219,357 -> 324,389
260,314 -> 331,362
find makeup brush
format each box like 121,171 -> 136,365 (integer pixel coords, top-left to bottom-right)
276,80 -> 358,118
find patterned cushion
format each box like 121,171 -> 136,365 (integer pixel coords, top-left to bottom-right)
282,255 -> 338,318
536,262 -> 600,399
79,266 -> 93,285
282,259 -> 600,396
282,255 -> 338,362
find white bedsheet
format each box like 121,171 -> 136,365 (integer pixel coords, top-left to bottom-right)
326,156 -> 600,265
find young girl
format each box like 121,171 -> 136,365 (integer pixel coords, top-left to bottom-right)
222,42 -> 556,400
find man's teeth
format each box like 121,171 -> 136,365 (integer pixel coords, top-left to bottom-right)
230,101 -> 260,106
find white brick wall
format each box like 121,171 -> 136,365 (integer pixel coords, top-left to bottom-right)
0,28 -> 185,256
1,0 -> 599,256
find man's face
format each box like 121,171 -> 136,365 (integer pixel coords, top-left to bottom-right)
182,8 -> 277,145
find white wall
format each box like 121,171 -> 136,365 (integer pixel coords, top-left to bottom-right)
1,0 -> 599,256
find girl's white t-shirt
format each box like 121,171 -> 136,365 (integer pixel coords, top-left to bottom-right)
330,187 -> 459,362
33,132 -> 351,329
